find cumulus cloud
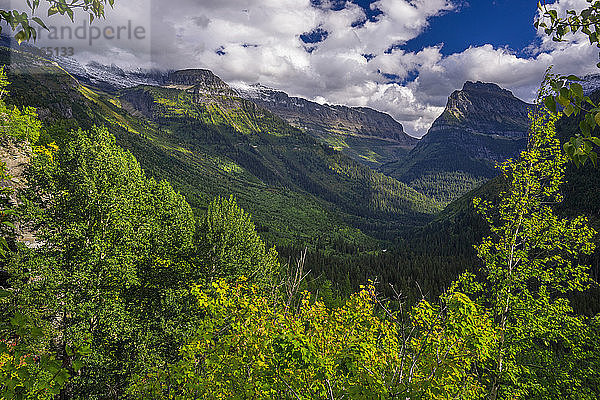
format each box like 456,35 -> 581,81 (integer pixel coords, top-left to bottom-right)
16,0 -> 600,137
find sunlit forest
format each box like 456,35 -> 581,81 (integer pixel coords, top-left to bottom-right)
1,0 -> 600,399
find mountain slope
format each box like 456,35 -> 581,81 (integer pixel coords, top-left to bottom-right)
382,81 -> 532,204
0,46 -> 440,249
233,83 -> 417,167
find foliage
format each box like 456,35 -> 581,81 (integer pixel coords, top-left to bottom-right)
535,3 -> 600,165
0,0 -> 115,43
0,310 -> 83,400
408,171 -> 488,205
199,196 -> 279,285
5,125 -> 197,398
467,92 -> 598,398
0,162 -> 14,259
129,280 -> 496,400
538,70 -> 600,166
0,68 -> 41,145
536,0 -> 600,50
0,66 -> 75,399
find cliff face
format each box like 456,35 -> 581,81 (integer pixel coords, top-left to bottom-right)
413,81 -> 532,164
381,81 -> 533,204
235,84 -> 416,145
430,81 -> 531,139
419,81 -> 532,164
119,87 -> 157,119
167,69 -> 226,88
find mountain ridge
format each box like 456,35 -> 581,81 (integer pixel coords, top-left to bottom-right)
0,45 -> 440,249
381,80 -> 532,204
233,82 -> 417,167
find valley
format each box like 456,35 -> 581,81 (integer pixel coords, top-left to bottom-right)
3,39 -> 598,305
1,1 -> 600,398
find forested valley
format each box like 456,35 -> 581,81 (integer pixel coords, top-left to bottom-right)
1,0 -> 600,398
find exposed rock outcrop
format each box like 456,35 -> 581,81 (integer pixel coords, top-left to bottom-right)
0,139 -> 38,248
235,84 -> 417,145
430,81 -> 531,139
166,69 -> 235,95
382,81 -> 533,203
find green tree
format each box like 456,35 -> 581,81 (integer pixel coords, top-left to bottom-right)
464,85 -> 599,398
198,196 -> 279,286
0,0 -> 114,43
6,125 -> 196,398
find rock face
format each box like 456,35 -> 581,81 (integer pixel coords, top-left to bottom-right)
235,84 -> 416,145
382,81 -> 533,203
0,139 -> 38,248
430,81 -> 531,139
419,81 -> 532,164
118,87 -> 157,119
166,69 -> 233,93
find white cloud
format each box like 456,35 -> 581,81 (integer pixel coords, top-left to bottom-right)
20,0 -> 600,137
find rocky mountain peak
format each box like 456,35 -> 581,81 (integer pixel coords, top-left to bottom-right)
162,69 -> 237,97
461,81 -> 512,95
167,69 -> 227,88
433,81 -> 532,138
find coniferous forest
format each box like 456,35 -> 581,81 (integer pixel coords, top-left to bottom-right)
1,1 -> 600,399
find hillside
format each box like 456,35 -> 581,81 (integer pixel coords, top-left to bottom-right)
0,46 -> 440,250
406,102 -> 600,314
233,83 -> 417,168
382,81 -> 532,204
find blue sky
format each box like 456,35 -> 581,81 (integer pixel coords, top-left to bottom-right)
404,0 -> 540,55
33,0 -> 597,136
308,0 -> 541,55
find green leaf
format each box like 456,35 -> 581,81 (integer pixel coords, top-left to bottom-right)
72,360 -> 83,372
557,95 -> 570,107
589,150 -> 598,167
31,16 -> 48,30
2,221 -> 15,229
544,96 -> 557,114
580,120 -> 591,137
78,344 -> 92,355
584,96 -> 596,107
571,82 -> 584,98
586,111 -> 597,128
564,103 -> 575,116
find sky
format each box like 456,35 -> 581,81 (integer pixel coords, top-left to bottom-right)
20,0 -> 600,137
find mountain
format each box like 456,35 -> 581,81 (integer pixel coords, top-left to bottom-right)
0,45 -> 440,251
4,38 -> 417,170
233,83 -> 417,167
381,81 -> 533,204
15,41 -> 418,169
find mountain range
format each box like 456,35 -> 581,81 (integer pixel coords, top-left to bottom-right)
0,45 -> 439,249
2,39 -> 599,302
0,41 -> 539,239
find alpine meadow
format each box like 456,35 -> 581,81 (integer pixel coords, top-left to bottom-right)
2,0 -> 600,399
